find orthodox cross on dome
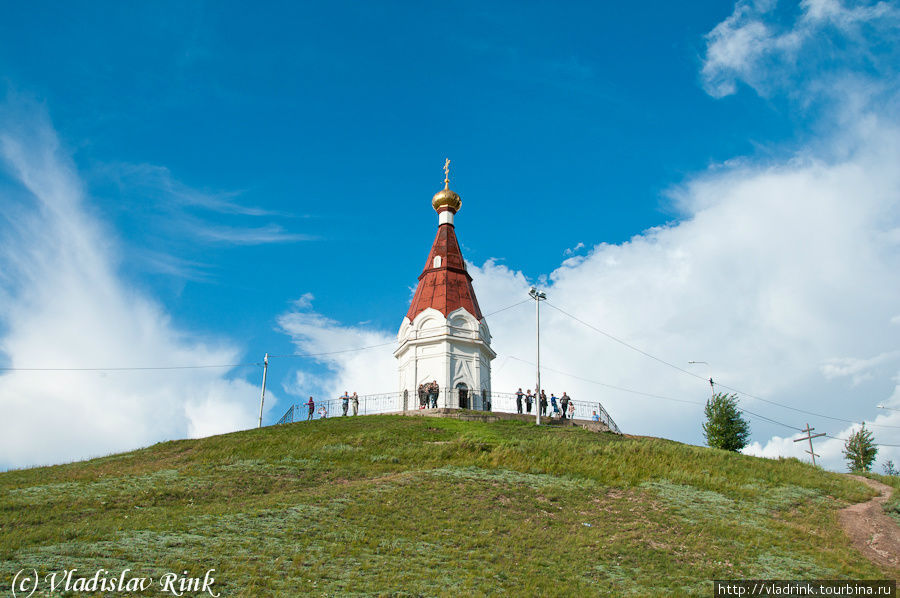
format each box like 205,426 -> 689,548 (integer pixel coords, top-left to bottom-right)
443,158 -> 451,189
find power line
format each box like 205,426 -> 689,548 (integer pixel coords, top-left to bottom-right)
544,301 -> 707,382
268,342 -> 395,359
507,355 -> 801,432
0,363 -> 261,372
0,300 -> 530,371
824,433 -> 900,448
712,380 -> 900,431
269,299 -> 530,359
483,299 -> 531,317
507,355 -> 701,406
544,300 -> 900,432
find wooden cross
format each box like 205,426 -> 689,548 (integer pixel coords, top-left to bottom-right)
793,423 -> 826,466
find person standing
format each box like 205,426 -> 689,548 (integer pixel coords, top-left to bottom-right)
341,391 -> 350,416
430,381 -> 439,408
550,393 -> 560,418
515,388 -> 524,414
568,401 -> 575,420
525,390 -> 533,413
540,391 -> 548,416
559,392 -> 569,420
418,384 -> 427,409
306,396 -> 315,421
351,392 -> 359,416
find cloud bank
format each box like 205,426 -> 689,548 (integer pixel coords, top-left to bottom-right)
0,99 -> 267,469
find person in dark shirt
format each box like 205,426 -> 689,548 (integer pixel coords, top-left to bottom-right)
560,392 -> 570,420
429,381 -> 439,408
515,388 -> 524,414
306,396 -> 315,421
525,390 -> 534,413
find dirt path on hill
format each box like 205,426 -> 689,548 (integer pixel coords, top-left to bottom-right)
838,475 -> 900,570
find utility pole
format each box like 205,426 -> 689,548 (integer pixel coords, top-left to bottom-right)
529,287 -> 547,425
258,353 -> 269,428
793,423 -> 825,466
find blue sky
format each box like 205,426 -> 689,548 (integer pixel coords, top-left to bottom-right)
1,1 -> 899,470
1,2 -> 796,345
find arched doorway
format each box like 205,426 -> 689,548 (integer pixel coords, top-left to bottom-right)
456,382 -> 469,409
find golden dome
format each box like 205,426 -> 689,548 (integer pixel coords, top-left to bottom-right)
432,187 -> 461,212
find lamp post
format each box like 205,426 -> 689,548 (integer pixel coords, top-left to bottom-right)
258,353 -> 269,428
529,287 -> 547,425
688,360 -> 715,398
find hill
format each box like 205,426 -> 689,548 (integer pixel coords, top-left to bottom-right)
0,415 -> 893,596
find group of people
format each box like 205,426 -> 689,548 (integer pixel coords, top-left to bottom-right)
305,391 -> 360,420
514,388 -> 576,419
417,381 -> 440,409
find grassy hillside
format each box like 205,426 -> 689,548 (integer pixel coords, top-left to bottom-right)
0,415 -> 889,596
866,472 -> 900,525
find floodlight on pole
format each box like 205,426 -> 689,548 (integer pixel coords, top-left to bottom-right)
688,360 -> 715,398
529,287 -> 547,426
258,353 -> 269,428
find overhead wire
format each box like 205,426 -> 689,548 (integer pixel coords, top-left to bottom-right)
0,300 -> 532,370
483,299 -> 531,318
265,298 -> 532,360
507,355 -> 802,432
267,342 -> 395,359
0,363 -> 261,372
544,300 -> 900,431
824,433 -> 900,448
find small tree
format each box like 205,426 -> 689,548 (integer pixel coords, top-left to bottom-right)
843,424 -> 877,472
883,460 -> 898,477
703,392 -> 751,452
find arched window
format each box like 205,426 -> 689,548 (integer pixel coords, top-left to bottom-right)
432,255 -> 442,268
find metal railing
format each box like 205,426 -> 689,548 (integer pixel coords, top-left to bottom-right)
273,389 -> 620,434
274,392 -> 404,424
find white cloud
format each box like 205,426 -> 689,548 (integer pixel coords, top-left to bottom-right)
193,222 -> 314,245
101,162 -> 278,217
820,351 -> 900,385
701,0 -> 899,98
745,413 -> 900,472
276,301 -> 396,400
0,98 -> 267,469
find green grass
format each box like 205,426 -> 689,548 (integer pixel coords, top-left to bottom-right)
863,471 -> 900,525
0,416 -> 891,597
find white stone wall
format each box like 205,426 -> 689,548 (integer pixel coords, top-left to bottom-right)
394,307 -> 495,409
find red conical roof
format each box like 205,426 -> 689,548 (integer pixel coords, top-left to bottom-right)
406,221 -> 483,321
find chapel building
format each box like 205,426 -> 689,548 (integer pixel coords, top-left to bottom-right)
394,162 -> 495,410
